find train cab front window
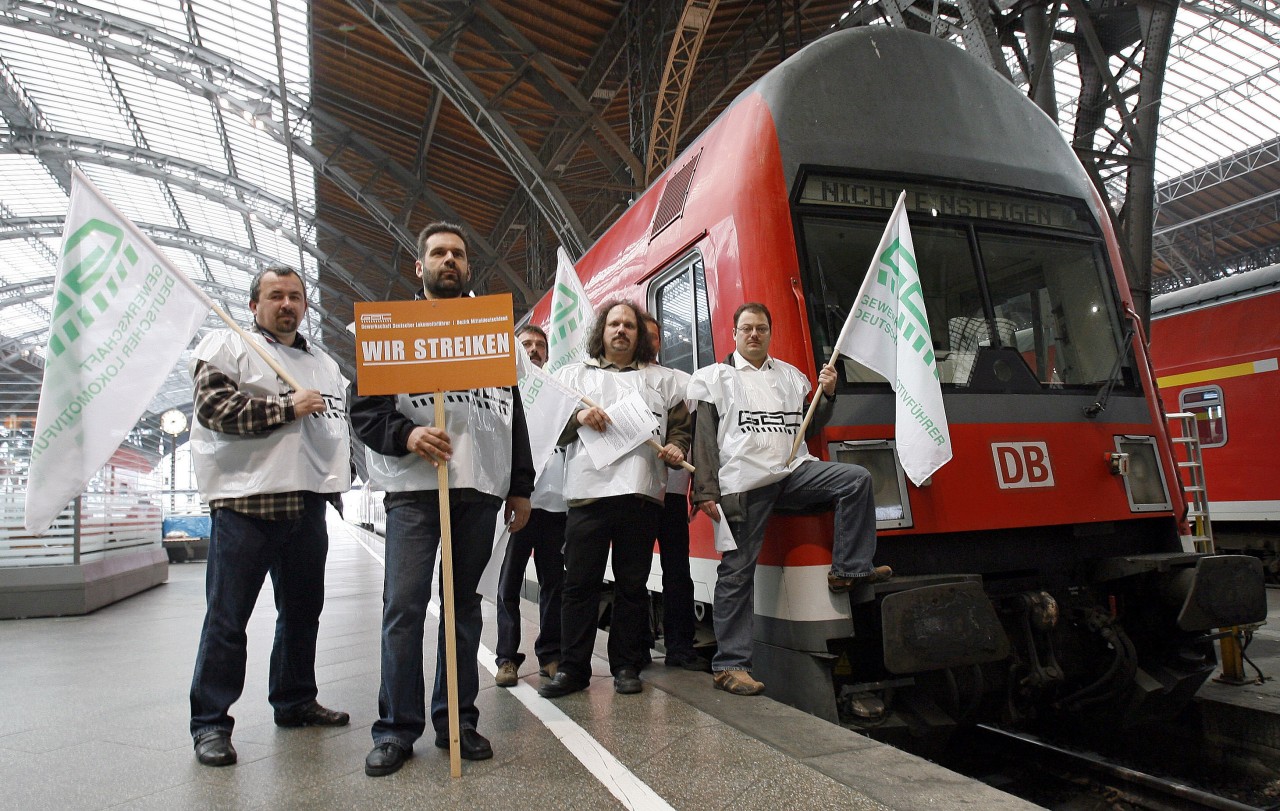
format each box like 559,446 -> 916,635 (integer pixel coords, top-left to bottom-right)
802,217 -> 975,386
978,234 -> 1131,389
800,208 -> 1134,393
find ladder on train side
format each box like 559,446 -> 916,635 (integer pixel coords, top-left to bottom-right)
1169,414 -> 1256,686
1168,412 -> 1214,554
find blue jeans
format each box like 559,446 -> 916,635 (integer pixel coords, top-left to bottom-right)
712,460 -> 876,673
189,496 -> 329,738
373,495 -> 498,749
495,508 -> 566,668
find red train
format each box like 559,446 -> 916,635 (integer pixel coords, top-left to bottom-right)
1150,262 -> 1280,578
525,27 -> 1266,743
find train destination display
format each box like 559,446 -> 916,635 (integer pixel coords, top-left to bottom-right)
800,176 -> 1087,232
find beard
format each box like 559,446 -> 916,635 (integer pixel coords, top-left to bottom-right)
424,265 -> 468,298
258,310 -> 297,335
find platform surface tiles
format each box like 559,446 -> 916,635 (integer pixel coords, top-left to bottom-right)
0,512 -> 1042,810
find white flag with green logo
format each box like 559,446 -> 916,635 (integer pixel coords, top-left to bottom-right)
543,246 -> 591,376
476,348 -> 583,601
516,345 -> 583,478
25,170 -> 210,533
834,191 -> 952,486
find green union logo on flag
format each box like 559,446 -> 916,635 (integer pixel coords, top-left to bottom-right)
549,282 -> 583,344
49,219 -> 137,356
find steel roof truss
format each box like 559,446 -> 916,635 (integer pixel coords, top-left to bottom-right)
346,0 -> 591,256
0,0 -> 530,304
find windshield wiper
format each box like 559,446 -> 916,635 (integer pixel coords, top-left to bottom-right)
1083,324 -> 1136,418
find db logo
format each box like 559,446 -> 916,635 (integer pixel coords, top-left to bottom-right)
992,442 -> 1055,489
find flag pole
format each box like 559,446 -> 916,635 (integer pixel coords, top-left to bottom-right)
785,362 -> 837,465
68,170 -> 306,393
163,267 -> 304,392
210,304 -> 305,392
784,191 -> 908,466
785,278 -> 870,464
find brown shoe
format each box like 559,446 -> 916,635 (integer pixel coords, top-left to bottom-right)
538,661 -> 559,678
713,669 -> 765,696
495,661 -> 518,687
828,565 -> 894,593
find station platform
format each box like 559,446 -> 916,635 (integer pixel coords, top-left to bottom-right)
0,509 -> 1044,810
1191,586 -> 1280,765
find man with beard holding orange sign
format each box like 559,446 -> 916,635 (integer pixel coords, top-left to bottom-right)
352,222 -> 533,777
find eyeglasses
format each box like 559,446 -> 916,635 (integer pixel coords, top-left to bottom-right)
735,325 -> 771,335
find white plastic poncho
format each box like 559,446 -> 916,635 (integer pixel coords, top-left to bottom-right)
365,388 -> 516,499
189,329 -> 351,500
686,354 -> 815,496
531,445 -> 568,513
555,362 -> 686,502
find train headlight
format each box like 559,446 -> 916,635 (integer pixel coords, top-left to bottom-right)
1114,436 -> 1172,512
829,440 -> 912,529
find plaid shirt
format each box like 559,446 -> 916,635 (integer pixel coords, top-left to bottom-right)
193,326 -> 308,520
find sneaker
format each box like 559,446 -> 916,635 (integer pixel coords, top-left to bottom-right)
495,661 -> 518,687
713,669 -> 765,696
538,661 -> 559,678
828,565 -> 894,593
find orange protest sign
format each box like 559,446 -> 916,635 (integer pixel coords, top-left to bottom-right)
353,294 -> 517,395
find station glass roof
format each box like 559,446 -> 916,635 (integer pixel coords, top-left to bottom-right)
2,0 -> 1279,417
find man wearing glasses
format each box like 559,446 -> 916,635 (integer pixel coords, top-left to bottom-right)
687,302 -> 890,697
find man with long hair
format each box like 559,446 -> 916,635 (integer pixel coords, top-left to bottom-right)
539,300 -> 691,698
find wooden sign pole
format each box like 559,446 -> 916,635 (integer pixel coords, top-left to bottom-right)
351,294 -> 522,779
434,391 -> 463,778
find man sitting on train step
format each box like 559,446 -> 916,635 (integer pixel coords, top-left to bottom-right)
688,302 -> 890,697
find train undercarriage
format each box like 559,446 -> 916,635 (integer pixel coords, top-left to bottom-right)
745,550 -> 1266,756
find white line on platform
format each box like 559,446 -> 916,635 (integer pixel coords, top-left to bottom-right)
351,527 -> 674,811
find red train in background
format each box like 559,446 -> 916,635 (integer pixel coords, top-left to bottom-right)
1150,263 -> 1280,578
519,26 -> 1266,746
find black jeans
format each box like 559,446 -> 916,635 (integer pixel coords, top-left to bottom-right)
655,492 -> 696,657
495,508 -> 566,668
559,496 -> 661,681
190,496 -> 329,737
